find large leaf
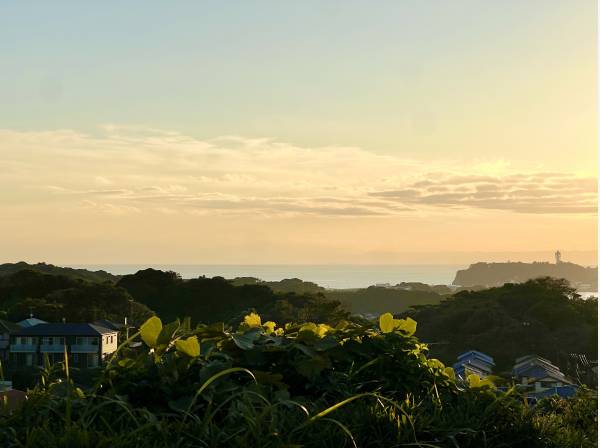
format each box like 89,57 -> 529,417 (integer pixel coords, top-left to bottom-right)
140,316 -> 163,348
467,373 -> 494,389
395,317 -> 417,336
262,321 -> 276,334
443,367 -> 456,380
379,313 -> 417,336
232,328 -> 261,350
243,312 -> 262,328
379,313 -> 395,333
175,336 -> 200,358
298,323 -> 331,340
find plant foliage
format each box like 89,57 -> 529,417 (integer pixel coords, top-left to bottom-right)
0,312 -> 596,447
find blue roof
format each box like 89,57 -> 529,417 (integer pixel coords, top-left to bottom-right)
533,385 -> 578,399
513,355 -> 565,381
15,323 -> 116,336
456,350 -> 495,366
453,358 -> 494,373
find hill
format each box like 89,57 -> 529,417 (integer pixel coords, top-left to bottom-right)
453,261 -> 597,290
229,277 -> 326,294
0,269 -> 152,325
229,278 -> 448,315
0,262 -> 119,283
406,277 -> 598,376
326,286 -> 443,315
117,269 -> 347,325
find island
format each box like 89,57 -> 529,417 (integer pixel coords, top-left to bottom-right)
453,251 -> 597,291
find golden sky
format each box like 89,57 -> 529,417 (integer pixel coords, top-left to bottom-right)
0,1 -> 597,265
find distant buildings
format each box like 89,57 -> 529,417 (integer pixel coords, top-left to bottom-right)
453,350 -> 495,379
451,351 -> 579,400
512,354 -> 575,398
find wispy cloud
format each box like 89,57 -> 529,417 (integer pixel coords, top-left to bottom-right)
370,173 -> 597,214
1,127 -> 596,217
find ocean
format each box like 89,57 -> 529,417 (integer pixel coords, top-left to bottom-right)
73,264 -> 465,289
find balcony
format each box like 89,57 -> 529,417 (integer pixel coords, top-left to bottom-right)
10,344 -> 36,353
71,344 -> 99,353
40,344 -> 66,353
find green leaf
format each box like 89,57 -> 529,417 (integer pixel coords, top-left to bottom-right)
232,328 -> 261,350
295,355 -> 331,379
467,373 -> 481,388
443,367 -> 456,380
468,374 -> 495,389
379,313 -> 395,333
293,343 -> 317,358
428,358 -> 445,370
298,322 -> 331,340
243,312 -> 262,328
395,317 -> 417,336
175,336 -> 200,357
262,321 -> 276,333
156,319 -> 180,347
140,316 -> 163,348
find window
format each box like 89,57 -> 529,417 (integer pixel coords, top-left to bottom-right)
73,354 -> 79,363
76,336 -> 98,345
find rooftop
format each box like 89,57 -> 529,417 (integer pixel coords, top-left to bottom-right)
456,350 -> 495,365
15,323 -> 116,336
17,318 -> 47,328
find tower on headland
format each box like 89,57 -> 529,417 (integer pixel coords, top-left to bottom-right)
555,250 -> 562,264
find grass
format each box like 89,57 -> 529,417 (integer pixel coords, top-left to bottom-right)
0,313 -> 596,447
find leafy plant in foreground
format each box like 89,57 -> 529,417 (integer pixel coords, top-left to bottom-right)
0,312 -> 595,447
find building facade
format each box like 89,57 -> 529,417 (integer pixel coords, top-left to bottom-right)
10,323 -> 118,369
512,355 -> 573,395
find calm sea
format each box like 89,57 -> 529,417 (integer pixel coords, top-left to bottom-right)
73,264 -> 465,289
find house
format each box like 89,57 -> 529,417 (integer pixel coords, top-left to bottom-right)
512,355 -> 572,394
0,320 -> 22,362
453,350 -> 495,379
10,323 -> 118,369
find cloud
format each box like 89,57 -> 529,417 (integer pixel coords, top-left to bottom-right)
0,127 -> 596,217
370,173 -> 597,214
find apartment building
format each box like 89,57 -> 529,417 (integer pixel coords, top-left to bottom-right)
10,323 -> 118,368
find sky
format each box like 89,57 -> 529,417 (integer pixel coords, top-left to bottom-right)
0,1 -> 597,266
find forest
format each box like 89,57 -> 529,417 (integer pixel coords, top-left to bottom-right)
0,264 -> 596,381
